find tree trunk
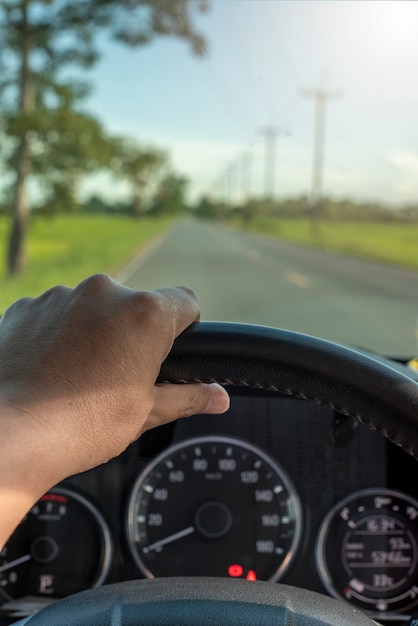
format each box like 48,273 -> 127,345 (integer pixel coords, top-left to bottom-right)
133,182 -> 143,217
7,136 -> 30,276
7,1 -> 33,277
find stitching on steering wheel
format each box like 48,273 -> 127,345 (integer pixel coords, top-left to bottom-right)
160,377 -> 418,461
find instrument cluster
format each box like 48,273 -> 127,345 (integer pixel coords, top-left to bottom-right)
1,388 -> 417,624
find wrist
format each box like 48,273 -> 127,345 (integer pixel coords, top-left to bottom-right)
0,399 -> 57,548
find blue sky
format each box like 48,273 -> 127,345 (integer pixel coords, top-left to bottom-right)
82,1 -> 418,206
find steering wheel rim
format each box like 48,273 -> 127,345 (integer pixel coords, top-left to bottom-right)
20,322 -> 418,625
23,578 -> 376,625
160,321 -> 418,459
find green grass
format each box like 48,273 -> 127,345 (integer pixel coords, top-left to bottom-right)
0,215 -> 172,312
234,216 -> 418,270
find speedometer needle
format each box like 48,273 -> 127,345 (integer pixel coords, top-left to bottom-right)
0,554 -> 31,573
143,526 -> 195,553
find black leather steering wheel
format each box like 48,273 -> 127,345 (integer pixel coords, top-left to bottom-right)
22,322 -> 418,626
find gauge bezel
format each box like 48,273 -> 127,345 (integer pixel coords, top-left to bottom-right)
126,435 -> 302,581
0,485 -> 113,601
50,486 -> 113,589
315,487 -> 418,619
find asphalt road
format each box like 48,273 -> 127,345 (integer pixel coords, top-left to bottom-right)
119,218 -> 418,356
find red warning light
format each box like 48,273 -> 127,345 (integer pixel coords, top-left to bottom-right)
246,570 -> 257,581
40,493 -> 68,504
228,564 -> 243,578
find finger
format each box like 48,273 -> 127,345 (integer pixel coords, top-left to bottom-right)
128,286 -> 202,366
144,383 -> 230,432
153,285 -> 201,336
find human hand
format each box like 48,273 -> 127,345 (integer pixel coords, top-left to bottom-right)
0,275 -> 229,546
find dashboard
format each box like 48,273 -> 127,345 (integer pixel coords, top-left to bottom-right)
1,373 -> 418,625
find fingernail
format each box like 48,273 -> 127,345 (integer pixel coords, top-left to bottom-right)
203,384 -> 230,414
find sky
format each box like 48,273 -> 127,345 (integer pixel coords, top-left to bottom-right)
81,0 -> 418,206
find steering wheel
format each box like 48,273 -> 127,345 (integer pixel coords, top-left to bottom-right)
20,322 -> 418,626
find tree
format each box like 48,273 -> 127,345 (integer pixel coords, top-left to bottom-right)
30,109 -> 114,214
0,0 -> 208,276
111,136 -> 167,216
149,173 -> 189,216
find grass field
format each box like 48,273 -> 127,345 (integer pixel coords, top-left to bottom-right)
234,216 -> 418,270
0,215 -> 172,312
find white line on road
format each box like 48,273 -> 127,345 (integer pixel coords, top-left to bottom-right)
285,271 -> 310,288
114,230 -> 171,284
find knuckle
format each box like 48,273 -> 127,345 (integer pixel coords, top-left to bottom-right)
181,384 -> 210,417
37,284 -> 69,302
130,291 -> 167,327
1,296 -> 34,321
76,273 -> 115,294
2,286 -> 68,321
175,285 -> 198,301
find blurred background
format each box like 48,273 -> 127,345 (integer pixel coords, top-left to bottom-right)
0,0 -> 417,354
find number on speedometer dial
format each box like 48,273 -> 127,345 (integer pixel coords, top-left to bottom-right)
126,436 -> 302,581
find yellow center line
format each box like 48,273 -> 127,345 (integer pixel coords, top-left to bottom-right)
246,249 -> 261,262
229,242 -> 262,262
285,271 -> 310,288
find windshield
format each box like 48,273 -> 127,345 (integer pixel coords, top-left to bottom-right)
0,0 -> 417,357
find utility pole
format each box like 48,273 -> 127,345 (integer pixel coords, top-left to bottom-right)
222,168 -> 230,205
260,126 -> 288,200
226,162 -> 238,205
260,127 -> 277,199
300,85 -> 342,235
240,151 -> 253,203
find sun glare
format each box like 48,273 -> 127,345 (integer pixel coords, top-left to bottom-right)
371,2 -> 418,50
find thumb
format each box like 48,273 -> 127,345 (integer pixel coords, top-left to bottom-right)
144,383 -> 230,432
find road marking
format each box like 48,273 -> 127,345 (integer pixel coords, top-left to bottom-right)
113,229 -> 171,284
247,248 -> 261,262
285,271 -> 310,288
229,241 -> 262,262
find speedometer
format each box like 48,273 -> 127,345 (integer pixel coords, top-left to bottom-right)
126,436 -> 302,581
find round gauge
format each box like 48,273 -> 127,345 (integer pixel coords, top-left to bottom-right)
0,486 -> 112,602
126,436 -> 302,581
316,488 -> 418,617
